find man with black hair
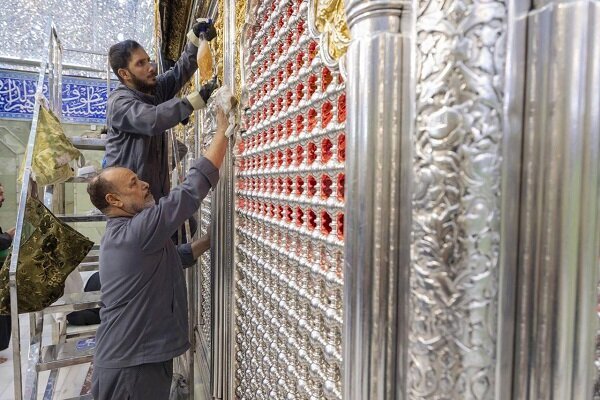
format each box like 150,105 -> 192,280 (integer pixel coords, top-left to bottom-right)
104,19 -> 218,204
0,183 -> 15,364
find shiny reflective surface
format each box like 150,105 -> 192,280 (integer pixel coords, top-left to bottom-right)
409,1 -> 507,398
496,1 -> 529,398
235,0 -> 346,397
513,1 -> 600,399
341,1 -> 411,399
0,0 -> 154,77
185,0 -> 600,398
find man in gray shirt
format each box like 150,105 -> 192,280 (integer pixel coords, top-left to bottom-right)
104,19 -> 218,203
89,107 -> 228,400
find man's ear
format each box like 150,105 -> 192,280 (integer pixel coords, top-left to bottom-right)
117,68 -> 129,82
105,193 -> 123,208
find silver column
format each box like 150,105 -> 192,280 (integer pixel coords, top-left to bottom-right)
514,1 -> 600,399
211,0 -> 236,397
497,1 -> 530,398
409,1 -> 508,399
342,1 -> 413,399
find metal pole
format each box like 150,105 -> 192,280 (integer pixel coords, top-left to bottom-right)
342,1 -> 412,399
496,1 -> 531,398
52,25 -> 63,118
514,1 -> 600,398
210,0 -> 236,397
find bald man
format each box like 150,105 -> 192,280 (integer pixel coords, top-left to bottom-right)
88,108 -> 228,400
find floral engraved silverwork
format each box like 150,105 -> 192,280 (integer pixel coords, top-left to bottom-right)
409,1 -> 507,399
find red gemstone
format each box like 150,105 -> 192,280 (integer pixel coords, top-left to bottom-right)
320,211 -> 332,236
337,173 -> 345,201
321,174 -> 332,199
307,75 -> 317,98
296,82 -> 305,102
307,108 -> 317,132
307,142 -> 317,164
322,67 -> 332,92
338,93 -> 346,123
321,138 -> 333,164
307,175 -> 317,197
295,207 -> 304,226
296,176 -> 304,195
296,115 -> 304,134
296,145 -> 304,165
322,101 -> 333,128
336,213 -> 344,240
307,209 -> 317,230
338,133 -> 345,162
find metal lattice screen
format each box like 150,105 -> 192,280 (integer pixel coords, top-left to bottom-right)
234,0 -> 346,397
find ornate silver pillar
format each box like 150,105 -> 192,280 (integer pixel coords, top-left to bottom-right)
211,0 -> 236,396
514,1 -> 600,399
342,1 -> 413,399
409,1 -> 508,399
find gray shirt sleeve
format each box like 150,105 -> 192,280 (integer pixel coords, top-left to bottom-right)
130,157 -> 220,253
177,243 -> 195,268
109,95 -> 194,137
157,42 -> 199,101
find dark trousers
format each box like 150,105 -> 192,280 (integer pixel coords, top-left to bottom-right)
92,359 -> 173,400
0,314 -> 10,350
67,272 -> 101,326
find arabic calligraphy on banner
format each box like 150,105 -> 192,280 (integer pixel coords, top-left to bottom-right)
0,69 -> 117,124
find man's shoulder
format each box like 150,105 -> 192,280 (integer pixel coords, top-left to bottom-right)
107,85 -> 143,106
103,217 -> 141,246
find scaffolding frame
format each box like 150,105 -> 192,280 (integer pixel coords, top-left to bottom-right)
9,21 -> 62,400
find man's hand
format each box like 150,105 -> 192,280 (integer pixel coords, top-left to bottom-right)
185,77 -> 219,110
199,77 -> 219,103
6,228 -> 15,238
193,19 -> 217,41
191,231 -> 211,259
216,107 -> 228,134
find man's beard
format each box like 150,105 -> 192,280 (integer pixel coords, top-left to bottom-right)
129,71 -> 157,94
144,194 -> 156,208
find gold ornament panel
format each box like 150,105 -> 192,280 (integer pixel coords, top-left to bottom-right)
309,0 -> 350,64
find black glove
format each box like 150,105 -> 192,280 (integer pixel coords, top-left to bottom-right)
199,76 -> 220,103
193,19 -> 217,42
